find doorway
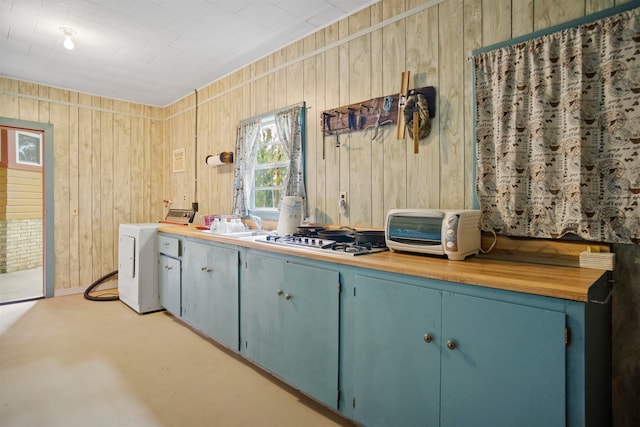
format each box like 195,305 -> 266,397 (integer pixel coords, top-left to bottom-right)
0,118 -> 54,303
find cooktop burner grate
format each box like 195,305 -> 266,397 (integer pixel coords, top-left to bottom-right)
330,242 -> 388,254
255,234 -> 388,256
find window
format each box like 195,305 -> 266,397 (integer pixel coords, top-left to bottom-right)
252,118 -> 289,214
233,103 -> 306,221
1,128 -> 43,171
15,130 -> 42,167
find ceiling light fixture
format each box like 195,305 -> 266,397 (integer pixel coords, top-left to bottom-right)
60,27 -> 76,50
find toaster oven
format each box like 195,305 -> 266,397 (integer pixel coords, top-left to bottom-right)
385,209 -> 481,260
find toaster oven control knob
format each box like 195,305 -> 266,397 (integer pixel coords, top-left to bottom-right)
446,241 -> 456,250
446,215 -> 458,226
446,228 -> 455,237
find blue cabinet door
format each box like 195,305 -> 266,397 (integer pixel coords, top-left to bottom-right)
281,262 -> 340,408
241,251 -> 340,409
158,254 -> 181,316
352,275 -> 442,427
440,292 -> 566,427
241,252 -> 286,373
182,241 -> 239,350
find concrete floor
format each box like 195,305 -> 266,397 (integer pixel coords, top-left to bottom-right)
0,267 -> 43,304
0,294 -> 355,427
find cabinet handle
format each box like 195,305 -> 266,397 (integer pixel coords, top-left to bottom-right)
165,265 -> 172,270
446,340 -> 457,350
423,333 -> 433,343
277,290 -> 284,296
201,267 -> 212,272
285,293 -> 292,301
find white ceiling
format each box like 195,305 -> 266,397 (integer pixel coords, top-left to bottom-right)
0,0 -> 379,106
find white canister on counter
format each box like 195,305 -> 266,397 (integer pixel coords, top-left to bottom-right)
277,196 -> 302,235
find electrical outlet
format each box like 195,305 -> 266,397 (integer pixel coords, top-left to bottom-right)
339,191 -> 348,216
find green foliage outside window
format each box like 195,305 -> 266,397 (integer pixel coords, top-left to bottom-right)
253,122 -> 288,210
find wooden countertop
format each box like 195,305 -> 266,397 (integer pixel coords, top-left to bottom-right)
159,226 -> 607,302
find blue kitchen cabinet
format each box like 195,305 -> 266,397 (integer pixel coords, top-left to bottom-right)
159,255 -> 181,315
349,274 -> 566,427
241,250 -> 340,409
240,251 -> 285,372
182,240 -> 239,350
439,291 -> 566,427
351,275 -> 441,427
158,234 -> 182,316
158,230 -> 609,426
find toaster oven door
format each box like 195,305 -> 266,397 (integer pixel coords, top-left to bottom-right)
387,214 -> 443,246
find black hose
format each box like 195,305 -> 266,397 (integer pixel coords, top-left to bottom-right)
84,270 -> 119,301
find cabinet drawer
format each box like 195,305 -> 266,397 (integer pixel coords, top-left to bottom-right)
159,235 -> 181,257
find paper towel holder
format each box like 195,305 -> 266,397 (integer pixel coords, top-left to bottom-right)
205,152 -> 234,167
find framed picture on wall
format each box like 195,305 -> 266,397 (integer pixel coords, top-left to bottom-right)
173,147 -> 185,173
15,130 -> 42,167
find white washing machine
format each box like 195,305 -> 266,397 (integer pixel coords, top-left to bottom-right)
118,223 -> 163,314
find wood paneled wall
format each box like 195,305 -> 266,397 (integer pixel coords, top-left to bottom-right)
0,78 -> 164,291
164,0 -> 626,228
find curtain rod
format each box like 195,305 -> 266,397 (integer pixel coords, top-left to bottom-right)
471,2 -> 638,58
239,102 -> 306,125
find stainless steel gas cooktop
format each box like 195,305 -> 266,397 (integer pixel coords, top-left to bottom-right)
253,234 -> 388,256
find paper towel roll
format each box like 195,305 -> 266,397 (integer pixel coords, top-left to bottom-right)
205,152 -> 234,167
277,196 -> 302,235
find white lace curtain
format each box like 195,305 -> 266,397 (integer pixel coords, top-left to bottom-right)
232,104 -> 307,218
231,118 -> 261,216
474,7 -> 640,244
275,104 -> 308,219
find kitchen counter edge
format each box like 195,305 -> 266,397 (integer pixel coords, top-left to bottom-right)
159,226 -> 606,302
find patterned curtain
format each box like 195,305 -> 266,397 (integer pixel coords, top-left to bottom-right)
275,104 -> 308,219
474,7 -> 640,244
232,119 -> 261,216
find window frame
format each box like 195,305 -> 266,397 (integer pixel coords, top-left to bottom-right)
1,129 -> 44,171
234,102 -> 306,222
248,116 -> 289,221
